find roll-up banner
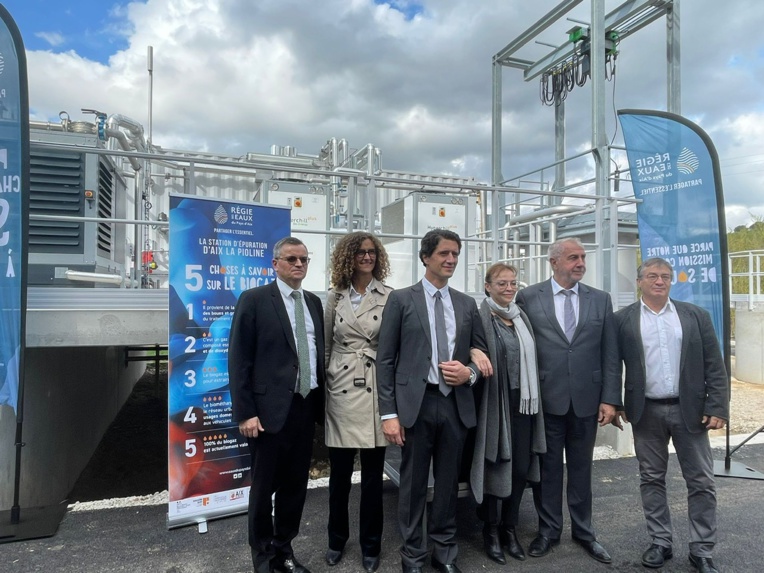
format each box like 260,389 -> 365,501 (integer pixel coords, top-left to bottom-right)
618,109 -> 729,357
167,195 -> 290,529
0,5 -> 29,415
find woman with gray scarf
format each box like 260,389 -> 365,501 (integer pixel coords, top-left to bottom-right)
469,263 -> 546,565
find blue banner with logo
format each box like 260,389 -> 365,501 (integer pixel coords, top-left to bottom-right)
0,6 -> 29,415
618,110 -> 729,355
167,194 -> 289,528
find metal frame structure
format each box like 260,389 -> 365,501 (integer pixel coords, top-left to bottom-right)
491,0 -> 680,294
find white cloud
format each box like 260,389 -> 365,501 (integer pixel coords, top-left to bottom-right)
19,0 -> 764,217
34,31 -> 65,47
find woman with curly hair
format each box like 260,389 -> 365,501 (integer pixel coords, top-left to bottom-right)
323,231 -> 393,572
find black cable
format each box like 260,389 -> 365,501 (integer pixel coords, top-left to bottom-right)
575,51 -> 588,87
609,52 -> 619,147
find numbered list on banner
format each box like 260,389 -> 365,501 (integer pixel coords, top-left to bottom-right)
167,195 -> 290,527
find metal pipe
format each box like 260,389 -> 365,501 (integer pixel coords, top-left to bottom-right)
133,176 -> 142,289
108,114 -> 146,151
30,214 -> 168,226
147,46 -> 154,148
491,61 -> 503,187
667,0 -> 681,114
29,120 -> 65,131
503,204 -> 589,226
105,128 -> 142,171
245,151 -> 319,167
65,270 -> 126,286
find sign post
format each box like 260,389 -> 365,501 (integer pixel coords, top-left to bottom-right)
0,3 -> 68,544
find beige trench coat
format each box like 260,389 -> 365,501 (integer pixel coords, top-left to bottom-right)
324,277 -> 392,448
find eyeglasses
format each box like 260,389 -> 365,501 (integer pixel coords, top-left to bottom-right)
278,256 -> 311,265
490,280 -> 518,289
355,249 -> 377,258
641,273 -> 672,283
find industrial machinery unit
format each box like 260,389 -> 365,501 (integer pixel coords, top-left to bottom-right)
28,125 -> 128,287
381,192 -> 480,291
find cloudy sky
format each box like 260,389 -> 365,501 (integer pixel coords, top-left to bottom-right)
4,0 -> 764,230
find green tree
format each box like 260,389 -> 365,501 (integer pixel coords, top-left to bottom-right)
728,214 -> 764,296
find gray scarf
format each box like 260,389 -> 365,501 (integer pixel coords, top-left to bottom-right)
485,297 -> 539,415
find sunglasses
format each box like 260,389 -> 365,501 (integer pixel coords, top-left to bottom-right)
278,256 -> 311,265
355,249 -> 377,258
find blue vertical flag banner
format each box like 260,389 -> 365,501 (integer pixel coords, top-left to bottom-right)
0,6 -> 29,415
618,109 -> 730,357
167,195 -> 290,529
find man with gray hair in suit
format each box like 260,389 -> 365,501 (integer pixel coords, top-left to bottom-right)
515,237 -> 621,564
614,257 -> 727,573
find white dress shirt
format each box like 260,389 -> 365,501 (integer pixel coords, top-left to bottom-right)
276,277 -> 318,390
640,298 -> 682,399
551,277 -> 579,332
349,282 -> 367,311
422,277 -> 456,386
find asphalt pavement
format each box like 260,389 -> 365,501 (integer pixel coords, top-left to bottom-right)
2,441 -> 764,573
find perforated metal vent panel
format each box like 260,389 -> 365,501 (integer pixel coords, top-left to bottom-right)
97,157 -> 114,256
29,149 -> 84,254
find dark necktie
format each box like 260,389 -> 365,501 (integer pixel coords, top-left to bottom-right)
434,290 -> 451,396
562,289 -> 576,342
291,291 -> 311,397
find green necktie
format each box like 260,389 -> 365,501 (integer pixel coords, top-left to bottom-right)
291,291 -> 312,397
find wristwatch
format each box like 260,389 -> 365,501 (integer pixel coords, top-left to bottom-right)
468,368 -> 477,386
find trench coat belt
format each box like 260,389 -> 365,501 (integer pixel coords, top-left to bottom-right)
335,345 -> 377,381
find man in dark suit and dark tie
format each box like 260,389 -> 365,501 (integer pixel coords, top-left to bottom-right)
377,229 -> 488,573
229,237 -> 325,573
614,258 -> 727,573
514,237 -> 621,564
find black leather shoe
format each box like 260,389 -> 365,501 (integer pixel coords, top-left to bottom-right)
483,525 -> 507,564
501,527 -> 526,561
272,557 -> 311,573
641,544 -> 673,568
401,565 -> 423,573
431,557 -> 462,573
362,554 -> 380,572
528,535 -> 559,558
572,537 -> 612,564
325,548 -> 343,566
689,554 -> 719,573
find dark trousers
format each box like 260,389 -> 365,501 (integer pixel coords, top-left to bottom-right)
399,388 -> 468,568
482,405 -> 533,528
535,406 -> 598,541
247,391 -> 316,572
327,446 -> 387,557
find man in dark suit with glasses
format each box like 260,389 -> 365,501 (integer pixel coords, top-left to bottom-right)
230,236 -> 325,573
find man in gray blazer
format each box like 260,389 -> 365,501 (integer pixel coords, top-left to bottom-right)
514,237 -> 621,564
377,229 -> 488,573
614,257 -> 728,573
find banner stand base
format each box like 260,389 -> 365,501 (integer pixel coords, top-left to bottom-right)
714,460 -> 764,480
0,502 -> 69,544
